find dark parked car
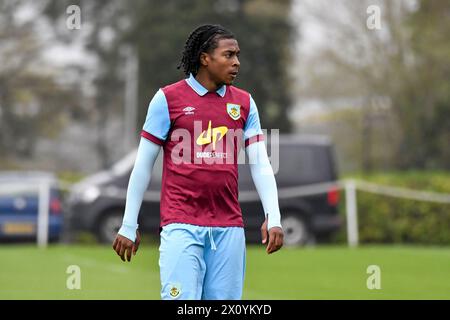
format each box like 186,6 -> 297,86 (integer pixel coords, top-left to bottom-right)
67,134 -> 341,245
0,171 -> 64,242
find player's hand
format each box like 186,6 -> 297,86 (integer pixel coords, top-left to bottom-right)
112,230 -> 141,262
261,218 -> 283,254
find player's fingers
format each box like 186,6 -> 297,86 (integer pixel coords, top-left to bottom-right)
118,243 -> 126,261
115,242 -> 122,256
115,243 -> 122,257
266,232 -> 276,254
126,246 -> 132,262
272,233 -> 283,253
261,225 -> 267,244
133,242 -> 139,255
277,232 -> 284,250
134,234 -> 140,255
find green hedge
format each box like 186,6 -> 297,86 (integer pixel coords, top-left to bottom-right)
334,171 -> 450,245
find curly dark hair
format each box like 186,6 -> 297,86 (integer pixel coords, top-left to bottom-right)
177,24 -> 235,76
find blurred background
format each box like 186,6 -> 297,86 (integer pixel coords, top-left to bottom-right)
0,0 -> 449,299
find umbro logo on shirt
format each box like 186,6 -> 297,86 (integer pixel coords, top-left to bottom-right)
183,106 -> 195,115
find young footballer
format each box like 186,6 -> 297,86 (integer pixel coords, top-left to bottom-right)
112,24 -> 283,300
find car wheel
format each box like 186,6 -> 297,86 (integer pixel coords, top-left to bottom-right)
98,210 -> 123,244
281,215 -> 310,246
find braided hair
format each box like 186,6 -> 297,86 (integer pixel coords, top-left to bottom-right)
178,24 -> 235,76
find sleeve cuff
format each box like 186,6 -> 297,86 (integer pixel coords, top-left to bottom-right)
268,221 -> 283,230
141,130 -> 165,146
118,224 -> 138,242
266,213 -> 282,230
245,134 -> 264,148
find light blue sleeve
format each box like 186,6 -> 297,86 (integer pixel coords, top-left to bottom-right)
142,89 -> 171,141
246,141 -> 282,230
244,95 -> 263,141
118,137 -> 161,242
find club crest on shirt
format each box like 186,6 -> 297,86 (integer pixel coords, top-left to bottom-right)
227,103 -> 241,120
169,283 -> 181,298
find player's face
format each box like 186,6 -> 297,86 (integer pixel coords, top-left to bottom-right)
206,38 -> 240,86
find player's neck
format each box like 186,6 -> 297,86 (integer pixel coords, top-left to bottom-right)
195,70 -> 222,93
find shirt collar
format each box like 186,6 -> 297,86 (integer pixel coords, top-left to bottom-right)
185,73 -> 226,98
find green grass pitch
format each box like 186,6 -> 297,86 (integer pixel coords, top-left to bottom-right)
0,244 -> 449,299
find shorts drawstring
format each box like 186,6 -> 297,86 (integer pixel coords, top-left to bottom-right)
208,227 -> 217,251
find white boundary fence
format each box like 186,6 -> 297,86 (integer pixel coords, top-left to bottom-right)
270,179 -> 450,247
1,178 -> 449,248
345,179 -> 450,247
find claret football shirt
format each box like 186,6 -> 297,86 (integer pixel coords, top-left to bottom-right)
141,74 -> 264,227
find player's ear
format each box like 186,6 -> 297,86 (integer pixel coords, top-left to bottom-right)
199,52 -> 209,67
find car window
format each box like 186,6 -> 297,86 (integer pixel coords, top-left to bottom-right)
238,143 -> 334,188
238,164 -> 254,190
275,144 -> 333,185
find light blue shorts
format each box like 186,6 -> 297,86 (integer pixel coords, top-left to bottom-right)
159,223 -> 246,300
